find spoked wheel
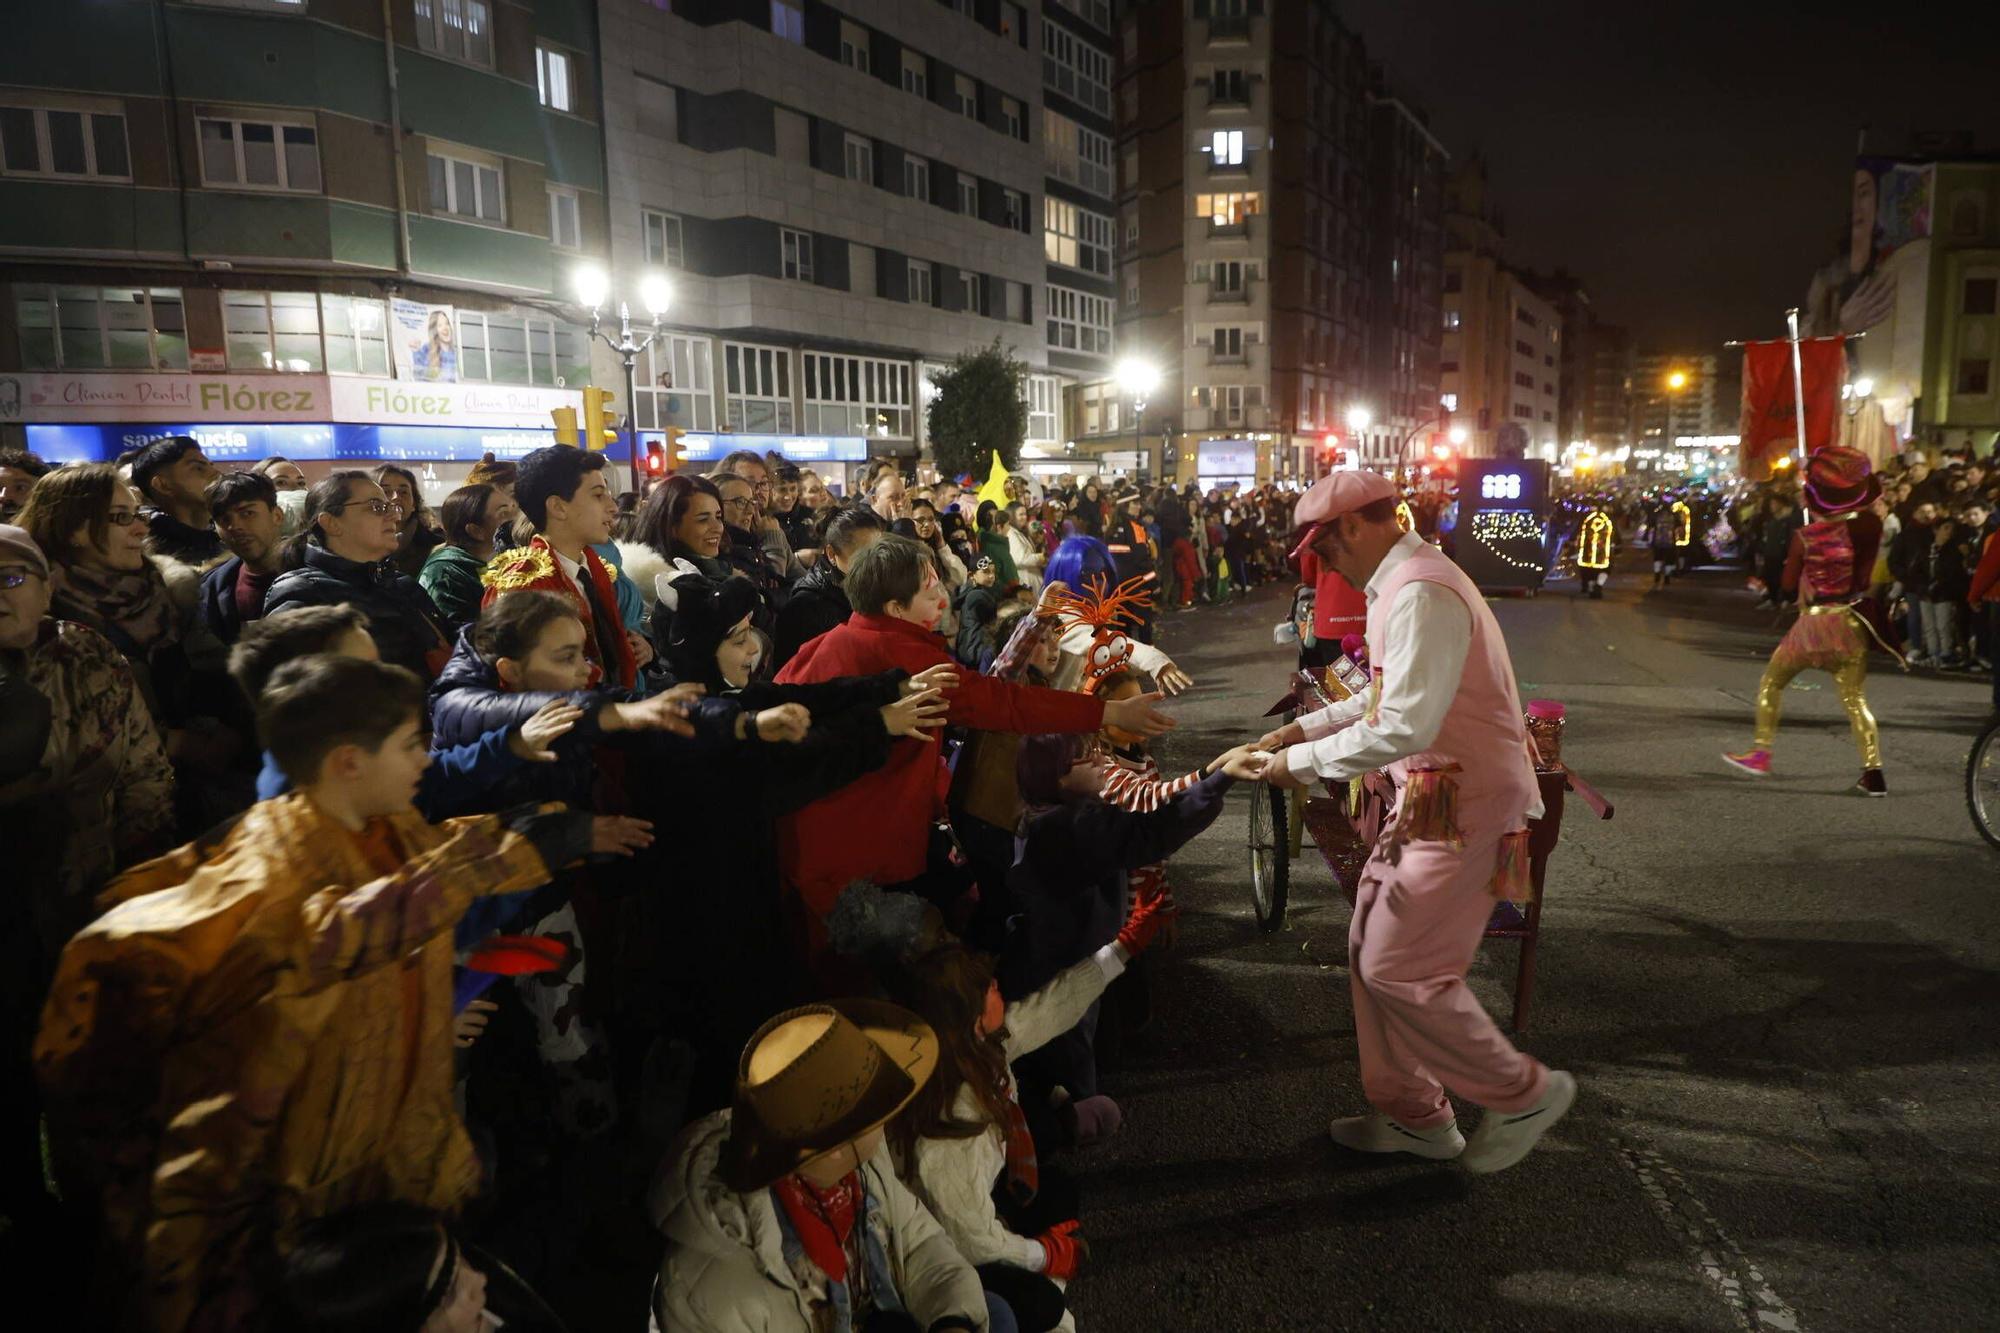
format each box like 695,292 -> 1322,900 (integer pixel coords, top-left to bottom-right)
1969,721 -> 2000,851
1247,779 -> 1290,932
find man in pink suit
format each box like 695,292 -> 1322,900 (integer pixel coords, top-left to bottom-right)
1254,470 -> 1575,1174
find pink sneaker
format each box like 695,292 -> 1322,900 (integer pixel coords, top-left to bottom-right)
1722,748 -> 1771,777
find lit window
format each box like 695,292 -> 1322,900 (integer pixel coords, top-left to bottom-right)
1209,129 -> 1245,165
770,0 -> 803,44
427,146 -> 504,222
536,45 -> 574,112
414,0 -> 494,68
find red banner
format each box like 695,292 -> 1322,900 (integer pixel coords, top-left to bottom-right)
1738,336 -> 1845,479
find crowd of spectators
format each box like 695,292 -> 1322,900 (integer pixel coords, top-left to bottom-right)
0,434 -> 1302,1333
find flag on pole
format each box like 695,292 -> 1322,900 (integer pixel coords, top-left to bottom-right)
974,449 -> 1010,508
1738,335 -> 1845,480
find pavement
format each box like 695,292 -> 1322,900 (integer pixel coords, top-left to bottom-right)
1061,559 -> 1999,1333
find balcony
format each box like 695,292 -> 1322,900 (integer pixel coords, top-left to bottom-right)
1207,283 -> 1250,304
1207,348 -> 1248,366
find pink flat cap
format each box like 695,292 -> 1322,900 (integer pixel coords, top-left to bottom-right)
1293,470 -> 1396,525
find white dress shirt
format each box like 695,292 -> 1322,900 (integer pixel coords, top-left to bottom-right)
1286,531 -> 1481,787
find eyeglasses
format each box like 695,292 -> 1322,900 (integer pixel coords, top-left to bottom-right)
333,499 -> 406,517
723,497 -> 756,512
105,508 -> 143,527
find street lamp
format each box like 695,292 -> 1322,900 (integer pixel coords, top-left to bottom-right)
574,263 -> 674,492
1116,357 -> 1161,481
1666,369 -> 1688,391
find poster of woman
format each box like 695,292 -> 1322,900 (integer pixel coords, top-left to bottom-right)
393,298 -> 458,382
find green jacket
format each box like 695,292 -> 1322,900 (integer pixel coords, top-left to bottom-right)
418,543 -> 487,633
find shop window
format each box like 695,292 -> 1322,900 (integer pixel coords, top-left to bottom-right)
320,294 -> 391,377
224,291 -> 323,373
15,285 -> 186,371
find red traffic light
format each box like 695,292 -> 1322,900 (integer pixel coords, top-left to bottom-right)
644,441 -> 667,477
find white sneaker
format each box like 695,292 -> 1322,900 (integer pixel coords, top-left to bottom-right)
1461,1070 -> 1577,1174
1328,1112 -> 1466,1160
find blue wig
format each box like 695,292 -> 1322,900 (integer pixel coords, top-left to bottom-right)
1045,535 -> 1116,591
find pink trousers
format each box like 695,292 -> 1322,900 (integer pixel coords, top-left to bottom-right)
1347,827 -> 1546,1129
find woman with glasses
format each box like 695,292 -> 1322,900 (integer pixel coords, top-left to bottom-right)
372,463 -> 444,580
263,472 -> 453,679
909,499 -> 968,638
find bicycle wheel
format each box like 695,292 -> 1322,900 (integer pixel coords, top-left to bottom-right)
1247,780 -> 1290,932
1968,721 -> 2000,851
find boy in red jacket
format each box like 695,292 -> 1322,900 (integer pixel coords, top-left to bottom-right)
778,534 -> 1174,929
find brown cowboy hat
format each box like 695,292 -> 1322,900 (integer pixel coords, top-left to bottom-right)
719,998 -> 938,1192
1803,445 -> 1881,513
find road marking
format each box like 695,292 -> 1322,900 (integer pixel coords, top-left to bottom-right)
1615,1134 -> 1804,1332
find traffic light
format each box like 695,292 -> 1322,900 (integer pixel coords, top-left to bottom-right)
581,386 -> 619,452
549,406 -> 579,447
643,440 -> 667,479
663,426 -> 686,473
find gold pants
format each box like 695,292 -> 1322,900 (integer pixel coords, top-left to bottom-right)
1752,646 -> 1881,769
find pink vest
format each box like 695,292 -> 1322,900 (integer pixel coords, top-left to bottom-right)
1368,544 -> 1539,833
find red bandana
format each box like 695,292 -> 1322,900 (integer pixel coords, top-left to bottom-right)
773,1171 -> 861,1283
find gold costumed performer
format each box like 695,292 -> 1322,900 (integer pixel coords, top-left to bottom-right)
1724,446 -> 1896,796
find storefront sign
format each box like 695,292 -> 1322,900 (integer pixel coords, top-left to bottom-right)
1,371 -> 330,423
643,431 -> 870,463
25,421 -> 562,465
328,377 -> 581,429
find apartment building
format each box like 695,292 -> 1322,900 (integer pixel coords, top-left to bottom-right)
595,0 -> 1050,485
2,1 -> 608,473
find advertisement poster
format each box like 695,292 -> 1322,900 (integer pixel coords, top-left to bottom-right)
393,298 -> 458,383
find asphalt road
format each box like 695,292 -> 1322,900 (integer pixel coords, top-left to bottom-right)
1062,559 -> 1998,1333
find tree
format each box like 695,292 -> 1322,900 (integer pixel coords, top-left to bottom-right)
925,339 -> 1029,480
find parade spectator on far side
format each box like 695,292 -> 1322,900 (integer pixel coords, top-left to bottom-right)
264,471 -> 453,679
374,463 -> 444,579
0,446 -> 50,523
420,483 -> 518,633
198,470 -> 287,646
131,436 -> 225,566
251,455 -> 309,492
871,466 -> 912,524
799,467 -> 835,514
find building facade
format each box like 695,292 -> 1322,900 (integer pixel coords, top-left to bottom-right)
1584,321 -> 1634,451
1631,349 -> 1718,451
1499,274 -> 1561,459
1439,155 -> 1506,458
596,0 -> 1049,487
3,0 -> 608,477
1101,0 -> 1437,488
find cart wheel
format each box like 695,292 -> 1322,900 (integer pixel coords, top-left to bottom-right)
1969,720 -> 2000,851
1247,780 -> 1290,932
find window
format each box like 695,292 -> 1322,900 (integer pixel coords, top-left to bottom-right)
1002,1 -> 1028,45
1047,285 -> 1112,354
908,260 -> 934,306
547,186 -> 580,249
901,51 -> 928,98
1211,327 -> 1244,359
455,311 -> 589,385
224,291 -> 323,372
1544,381 -> 1555,395
1025,373 -> 1061,444
724,341 -> 794,432
1543,410 -> 1554,422
781,227 -> 814,282
1124,273 -> 1139,306
1001,96 -> 1024,141
903,155 -> 930,201
199,115 -> 320,192
1123,209 -> 1138,250
1042,23 -> 1111,115
961,272 -> 986,316
1513,403 -> 1533,419
319,294 -> 391,376
953,73 -> 978,120
637,332 -> 716,432
1514,338 -> 1535,356
1443,309 -> 1461,330
414,0 -> 494,68
1044,198 -> 1113,274
643,208 -> 685,267
1002,189 -> 1025,233
843,134 -> 873,185
1044,110 -> 1111,196
1195,192 -> 1261,227
1440,392 -> 1458,412
1544,353 -> 1555,366
1055,0 -> 1111,29
427,146 -> 504,222
957,177 -> 979,217
1514,371 -> 1535,388
770,0 -> 803,44
1516,306 -> 1538,327
1965,277 -> 1998,316
15,286 -> 187,371
1208,129 -> 1245,165
0,103 -> 131,181
804,353 -> 914,437
1210,67 -> 1249,104
1958,357 -> 1992,395
839,20 -> 870,73
536,45 -> 574,111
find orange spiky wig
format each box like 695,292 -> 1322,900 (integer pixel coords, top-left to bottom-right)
1046,572 -> 1155,692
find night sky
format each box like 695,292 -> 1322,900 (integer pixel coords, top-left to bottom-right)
1349,1 -> 2000,357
